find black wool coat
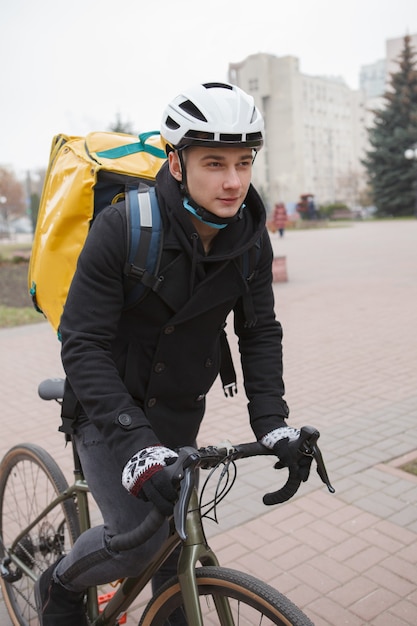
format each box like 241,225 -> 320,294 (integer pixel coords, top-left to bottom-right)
60,163 -> 289,471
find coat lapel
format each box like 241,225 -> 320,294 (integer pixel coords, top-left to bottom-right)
156,253 -> 244,323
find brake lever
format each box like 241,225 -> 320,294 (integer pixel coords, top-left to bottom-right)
311,443 -> 335,493
298,426 -> 335,494
165,447 -> 200,541
173,466 -> 195,541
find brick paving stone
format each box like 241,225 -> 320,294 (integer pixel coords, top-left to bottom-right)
269,543 -> 319,573
371,613 -> 411,626
326,536 -> 369,562
380,555 -> 417,585
397,541 -> 417,564
388,505 -> 417,527
350,587 -> 401,622
374,519 -> 417,546
343,545 -> 389,573
306,553 -> 356,585
307,595 -> 366,626
327,575 -> 379,608
289,562 -> 340,595
359,527 -> 407,554
284,583 -> 321,609
234,550 -> 283,581
365,564 -> 416,596
307,518 -> 351,544
267,570 -> 305,596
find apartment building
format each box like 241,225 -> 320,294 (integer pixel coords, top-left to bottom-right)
360,59 -> 386,100
229,53 -> 367,211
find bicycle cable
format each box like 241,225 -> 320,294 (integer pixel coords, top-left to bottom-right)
198,454 -> 237,523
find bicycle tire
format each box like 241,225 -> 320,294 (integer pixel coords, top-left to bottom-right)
0,444 -> 80,626
139,565 -> 314,626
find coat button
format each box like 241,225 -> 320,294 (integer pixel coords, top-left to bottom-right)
154,362 -> 166,373
147,398 -> 157,408
195,394 -> 205,402
117,413 -> 132,427
164,325 -> 175,334
205,358 -> 213,368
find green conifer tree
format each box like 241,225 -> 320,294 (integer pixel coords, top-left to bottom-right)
364,35 -> 417,216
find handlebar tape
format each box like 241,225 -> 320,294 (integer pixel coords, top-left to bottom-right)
262,472 -> 302,505
109,507 -> 165,552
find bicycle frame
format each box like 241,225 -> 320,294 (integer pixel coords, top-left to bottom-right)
1,378 -> 335,626
94,487 -> 232,626
4,455 -> 231,625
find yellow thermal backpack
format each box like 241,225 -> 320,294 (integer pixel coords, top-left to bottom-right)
28,131 -> 166,334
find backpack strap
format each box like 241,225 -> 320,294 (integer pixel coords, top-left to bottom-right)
239,235 -> 263,328
96,131 -> 166,160
124,185 -> 163,307
221,236 -> 263,396
219,329 -> 238,397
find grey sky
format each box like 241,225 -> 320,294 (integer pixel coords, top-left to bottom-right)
1,0 -> 417,175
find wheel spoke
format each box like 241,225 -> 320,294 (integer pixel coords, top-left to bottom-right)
0,445 -> 79,626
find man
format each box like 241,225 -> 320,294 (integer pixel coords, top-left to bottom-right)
35,82 -> 312,625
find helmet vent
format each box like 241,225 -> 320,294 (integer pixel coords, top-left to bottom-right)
250,108 -> 258,123
185,130 -> 215,141
203,82 -> 233,91
179,100 -> 207,122
219,133 -> 243,143
247,132 -> 263,142
165,116 -> 180,130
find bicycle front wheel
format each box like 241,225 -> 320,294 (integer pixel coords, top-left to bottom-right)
139,566 -> 314,626
0,443 -> 80,626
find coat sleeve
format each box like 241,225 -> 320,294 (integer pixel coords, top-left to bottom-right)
59,205 -> 159,469
234,230 -> 290,439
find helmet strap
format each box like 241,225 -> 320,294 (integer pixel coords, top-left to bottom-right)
182,198 -> 228,230
183,197 -> 245,229
176,148 -> 245,229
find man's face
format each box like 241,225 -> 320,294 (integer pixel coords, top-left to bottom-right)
169,146 -> 253,219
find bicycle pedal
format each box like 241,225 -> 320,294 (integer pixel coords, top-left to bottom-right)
0,559 -> 23,583
98,591 -> 127,624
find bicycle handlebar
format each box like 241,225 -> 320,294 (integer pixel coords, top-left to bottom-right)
261,425 -> 335,505
109,427 -> 335,551
37,380 -> 335,548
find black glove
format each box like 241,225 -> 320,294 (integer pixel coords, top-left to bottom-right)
261,426 -> 313,482
122,445 -> 179,516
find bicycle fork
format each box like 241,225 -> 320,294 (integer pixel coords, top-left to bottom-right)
94,488 -> 234,626
177,490 -> 234,626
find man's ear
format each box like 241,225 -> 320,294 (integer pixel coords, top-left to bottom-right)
168,151 -> 182,182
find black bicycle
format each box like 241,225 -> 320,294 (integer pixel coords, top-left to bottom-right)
0,377 -> 334,625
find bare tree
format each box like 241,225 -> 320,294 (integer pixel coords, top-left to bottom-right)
0,168 -> 26,225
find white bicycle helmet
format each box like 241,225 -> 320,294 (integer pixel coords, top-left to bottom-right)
161,82 -> 264,152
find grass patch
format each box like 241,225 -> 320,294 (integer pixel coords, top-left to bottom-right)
0,306 -> 44,328
0,241 -> 32,262
400,458 -> 417,477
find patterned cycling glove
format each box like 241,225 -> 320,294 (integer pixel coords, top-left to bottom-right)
122,445 -> 179,516
261,425 -> 312,482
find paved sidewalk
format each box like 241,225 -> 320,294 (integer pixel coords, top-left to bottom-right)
1,220 -> 417,624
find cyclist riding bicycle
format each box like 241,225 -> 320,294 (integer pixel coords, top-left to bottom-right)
35,81 -> 313,625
